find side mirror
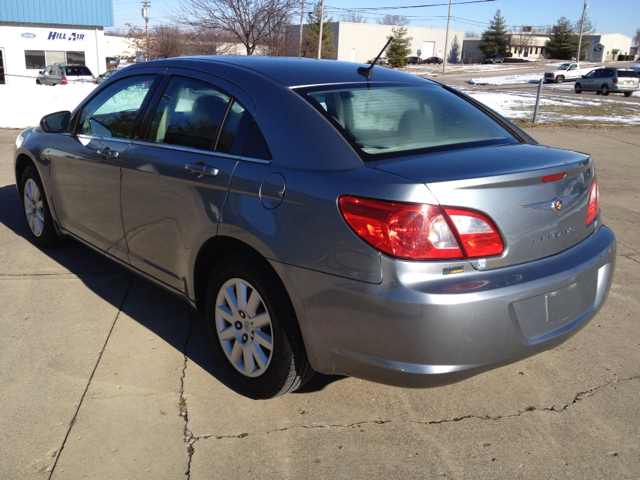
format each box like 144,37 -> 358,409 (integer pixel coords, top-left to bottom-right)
39,71 -> 43,74
40,111 -> 71,133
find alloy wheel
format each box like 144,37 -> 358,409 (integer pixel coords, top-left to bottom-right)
215,278 -> 273,377
23,178 -> 44,237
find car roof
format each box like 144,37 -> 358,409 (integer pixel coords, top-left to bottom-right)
133,56 -> 433,88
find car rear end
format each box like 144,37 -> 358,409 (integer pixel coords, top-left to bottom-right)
62,65 -> 95,84
613,69 -> 639,95
291,81 -> 615,386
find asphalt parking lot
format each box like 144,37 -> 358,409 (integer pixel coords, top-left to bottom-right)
1,126 -> 639,479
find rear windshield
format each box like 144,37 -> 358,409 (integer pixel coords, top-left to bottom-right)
65,66 -> 92,76
618,70 -> 639,78
297,83 -> 517,161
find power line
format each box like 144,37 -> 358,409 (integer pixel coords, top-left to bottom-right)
327,0 -> 495,11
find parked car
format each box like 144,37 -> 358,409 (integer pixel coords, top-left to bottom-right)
483,54 -> 504,64
406,56 -> 421,65
544,62 -> 598,83
36,64 -> 95,86
423,56 -> 443,64
15,57 -> 615,399
366,57 -> 388,65
106,57 -> 120,67
96,69 -> 118,84
575,67 -> 639,97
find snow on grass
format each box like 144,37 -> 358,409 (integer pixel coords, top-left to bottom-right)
468,73 -> 545,85
0,84 -> 98,129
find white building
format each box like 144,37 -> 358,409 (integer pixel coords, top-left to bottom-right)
291,22 -> 465,64
0,0 -> 113,86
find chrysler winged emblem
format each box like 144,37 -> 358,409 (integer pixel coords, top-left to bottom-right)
522,193 -> 577,212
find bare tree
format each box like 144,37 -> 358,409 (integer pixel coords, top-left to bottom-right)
188,27 -> 234,55
105,28 -> 128,37
153,25 -> 187,58
340,10 -> 366,23
125,23 -> 153,59
464,31 -> 480,38
170,0 -> 300,56
260,15 -> 298,56
376,14 -> 409,26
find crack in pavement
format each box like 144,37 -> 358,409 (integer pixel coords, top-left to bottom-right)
47,274 -> 135,480
180,307 -> 195,479
189,375 -> 640,442
590,132 -> 640,148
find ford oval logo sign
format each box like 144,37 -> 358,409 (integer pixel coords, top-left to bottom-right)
21,33 -> 37,39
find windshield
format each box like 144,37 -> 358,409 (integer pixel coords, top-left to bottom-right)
558,64 -> 570,71
298,83 -> 517,161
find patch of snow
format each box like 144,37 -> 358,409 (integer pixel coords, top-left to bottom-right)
468,73 -> 544,85
0,84 -> 98,129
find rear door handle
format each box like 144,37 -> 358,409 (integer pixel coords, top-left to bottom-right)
185,163 -> 218,177
97,147 -> 119,158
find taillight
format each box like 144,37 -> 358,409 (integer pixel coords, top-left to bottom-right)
93,76 -> 97,84
62,76 -> 67,85
612,77 -> 618,84
586,176 -> 599,225
338,196 -> 504,260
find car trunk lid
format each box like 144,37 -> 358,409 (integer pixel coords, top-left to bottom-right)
372,143 -> 597,269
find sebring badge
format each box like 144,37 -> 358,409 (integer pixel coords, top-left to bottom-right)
522,193 -> 577,212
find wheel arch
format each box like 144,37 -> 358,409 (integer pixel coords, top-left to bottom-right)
14,153 -> 36,189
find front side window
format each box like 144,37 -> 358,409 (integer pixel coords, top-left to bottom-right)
584,70 -> 595,78
76,75 -> 156,139
299,83 -> 517,160
146,76 -> 232,151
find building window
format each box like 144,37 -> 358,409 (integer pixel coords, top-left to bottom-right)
24,50 -> 86,69
67,51 -> 86,65
25,50 -> 46,69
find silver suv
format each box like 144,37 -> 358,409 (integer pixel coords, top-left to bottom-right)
36,64 -> 95,86
575,67 -> 639,97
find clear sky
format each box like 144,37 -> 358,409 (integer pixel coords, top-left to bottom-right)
109,0 -> 638,40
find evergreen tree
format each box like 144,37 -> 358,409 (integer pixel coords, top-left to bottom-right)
301,1 -> 336,59
480,10 -> 508,57
546,17 -> 576,60
386,27 -> 412,67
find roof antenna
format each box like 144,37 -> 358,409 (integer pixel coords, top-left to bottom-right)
358,36 -> 393,81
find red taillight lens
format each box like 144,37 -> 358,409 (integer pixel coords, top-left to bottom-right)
444,207 -> 505,258
612,77 -> 618,84
586,176 -> 599,225
338,196 -> 504,260
93,76 -> 97,84
62,76 -> 67,85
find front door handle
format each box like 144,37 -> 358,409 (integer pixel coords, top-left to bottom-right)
185,163 -> 218,177
97,147 -> 119,158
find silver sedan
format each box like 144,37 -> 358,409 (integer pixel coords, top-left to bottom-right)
14,57 -> 615,399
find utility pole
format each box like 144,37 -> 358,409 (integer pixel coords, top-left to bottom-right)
317,0 -> 325,60
442,0 -> 452,73
299,0 -> 305,58
576,0 -> 588,62
142,0 -> 150,61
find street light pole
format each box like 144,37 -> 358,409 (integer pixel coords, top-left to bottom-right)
299,0 -> 305,58
317,0 -> 325,60
142,0 -> 150,61
442,0 -> 452,73
576,0 -> 588,62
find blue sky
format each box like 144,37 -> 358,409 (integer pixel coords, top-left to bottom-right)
110,0 -> 638,39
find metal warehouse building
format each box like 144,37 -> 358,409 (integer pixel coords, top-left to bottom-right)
0,0 -> 113,85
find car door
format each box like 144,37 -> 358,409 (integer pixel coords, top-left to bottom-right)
581,69 -> 597,90
120,69 -> 255,295
48,71 -> 163,261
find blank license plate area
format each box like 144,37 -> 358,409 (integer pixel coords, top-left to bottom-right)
511,274 -> 598,340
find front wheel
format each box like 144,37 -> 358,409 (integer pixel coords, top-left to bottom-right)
601,84 -> 609,96
574,83 -> 582,94
205,252 -> 314,399
20,165 -> 64,248
556,75 -> 564,83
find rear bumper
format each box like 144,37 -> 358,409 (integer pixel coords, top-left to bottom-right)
279,224 -> 616,387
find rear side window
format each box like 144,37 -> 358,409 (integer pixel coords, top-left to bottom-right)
618,70 -> 639,78
76,75 -> 156,139
299,83 -> 516,161
65,66 -> 92,76
146,76 -> 231,151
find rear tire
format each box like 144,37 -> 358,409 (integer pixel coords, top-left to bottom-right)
556,75 -> 564,83
601,84 -> 609,96
205,252 -> 314,399
19,165 -> 64,248
624,91 -> 632,97
574,83 -> 582,94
